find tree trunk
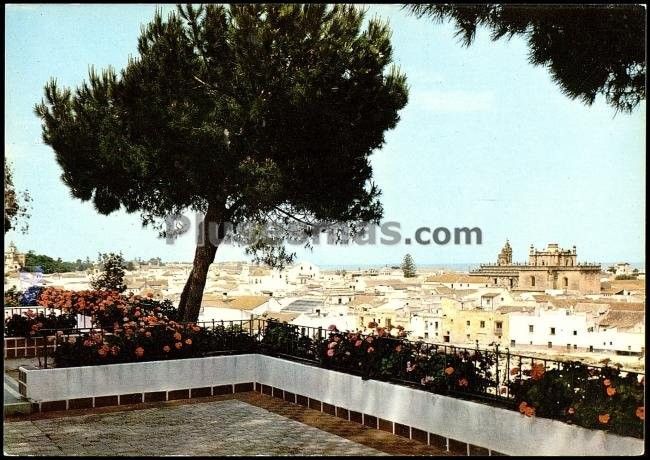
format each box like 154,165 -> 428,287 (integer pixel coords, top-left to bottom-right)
177,202 -> 223,323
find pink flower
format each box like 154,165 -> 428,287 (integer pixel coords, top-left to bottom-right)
355,340 -> 363,347
328,341 -> 337,349
327,349 -> 335,357
367,347 -> 375,353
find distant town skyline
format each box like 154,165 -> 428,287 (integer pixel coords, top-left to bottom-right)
5,4 -> 645,266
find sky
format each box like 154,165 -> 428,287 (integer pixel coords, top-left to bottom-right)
5,4 -> 646,267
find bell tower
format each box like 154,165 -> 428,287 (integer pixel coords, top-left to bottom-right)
497,240 -> 513,266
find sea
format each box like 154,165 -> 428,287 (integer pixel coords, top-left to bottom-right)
319,262 -> 646,272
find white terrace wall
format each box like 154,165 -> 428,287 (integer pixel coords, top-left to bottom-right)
257,355 -> 644,456
21,354 -> 257,402
20,354 -> 644,456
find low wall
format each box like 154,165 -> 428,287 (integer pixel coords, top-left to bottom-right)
4,337 -> 53,359
19,354 -> 644,456
256,356 -> 644,456
19,354 -> 256,402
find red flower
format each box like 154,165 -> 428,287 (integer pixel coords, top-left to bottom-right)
135,347 -> 144,357
458,378 -> 469,387
636,407 -> 644,420
184,338 -> 192,345
175,342 -> 182,350
327,349 -> 335,357
531,363 -> 545,380
444,366 -> 454,376
367,347 -> 375,353
603,379 -> 611,387
355,340 -> 363,347
606,387 -> 616,397
598,414 -> 610,424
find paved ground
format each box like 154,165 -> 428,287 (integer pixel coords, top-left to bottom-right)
4,393 -> 455,456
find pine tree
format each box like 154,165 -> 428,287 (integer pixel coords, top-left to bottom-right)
91,252 -> 127,293
35,4 -> 408,322
401,254 -> 416,278
404,4 -> 645,113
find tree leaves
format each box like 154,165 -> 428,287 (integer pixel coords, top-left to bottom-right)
405,4 -> 645,113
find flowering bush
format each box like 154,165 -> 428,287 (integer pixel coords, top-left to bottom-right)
321,327 -> 495,393
52,321 -> 203,367
52,318 -> 257,368
4,310 -> 77,337
19,286 -> 44,306
508,361 -> 644,438
259,320 -> 319,361
4,287 -> 22,309
35,287 -> 179,332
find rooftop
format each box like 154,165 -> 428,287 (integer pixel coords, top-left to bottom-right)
3,392 -> 455,456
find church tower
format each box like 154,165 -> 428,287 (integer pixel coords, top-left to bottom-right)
497,240 -> 512,266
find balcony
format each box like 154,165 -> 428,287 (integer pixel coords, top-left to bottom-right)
10,320 -> 645,456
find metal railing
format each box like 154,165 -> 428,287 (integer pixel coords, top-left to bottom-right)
4,306 -> 94,330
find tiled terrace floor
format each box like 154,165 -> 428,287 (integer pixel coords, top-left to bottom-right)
4,392 -> 457,456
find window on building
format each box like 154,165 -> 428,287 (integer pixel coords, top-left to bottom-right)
530,276 -> 536,287
510,339 -> 516,346
573,330 -> 577,336
424,332 -> 429,339
574,344 -> 577,350
563,277 -> 569,287
495,321 -> 503,330
466,320 -> 470,326
548,342 -> 552,348
550,327 -> 556,335
529,325 -> 534,333
610,342 -> 613,346
480,321 -> 485,328
588,327 -> 594,332
338,298 -> 342,304
434,321 -> 438,329
467,334 -> 470,339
